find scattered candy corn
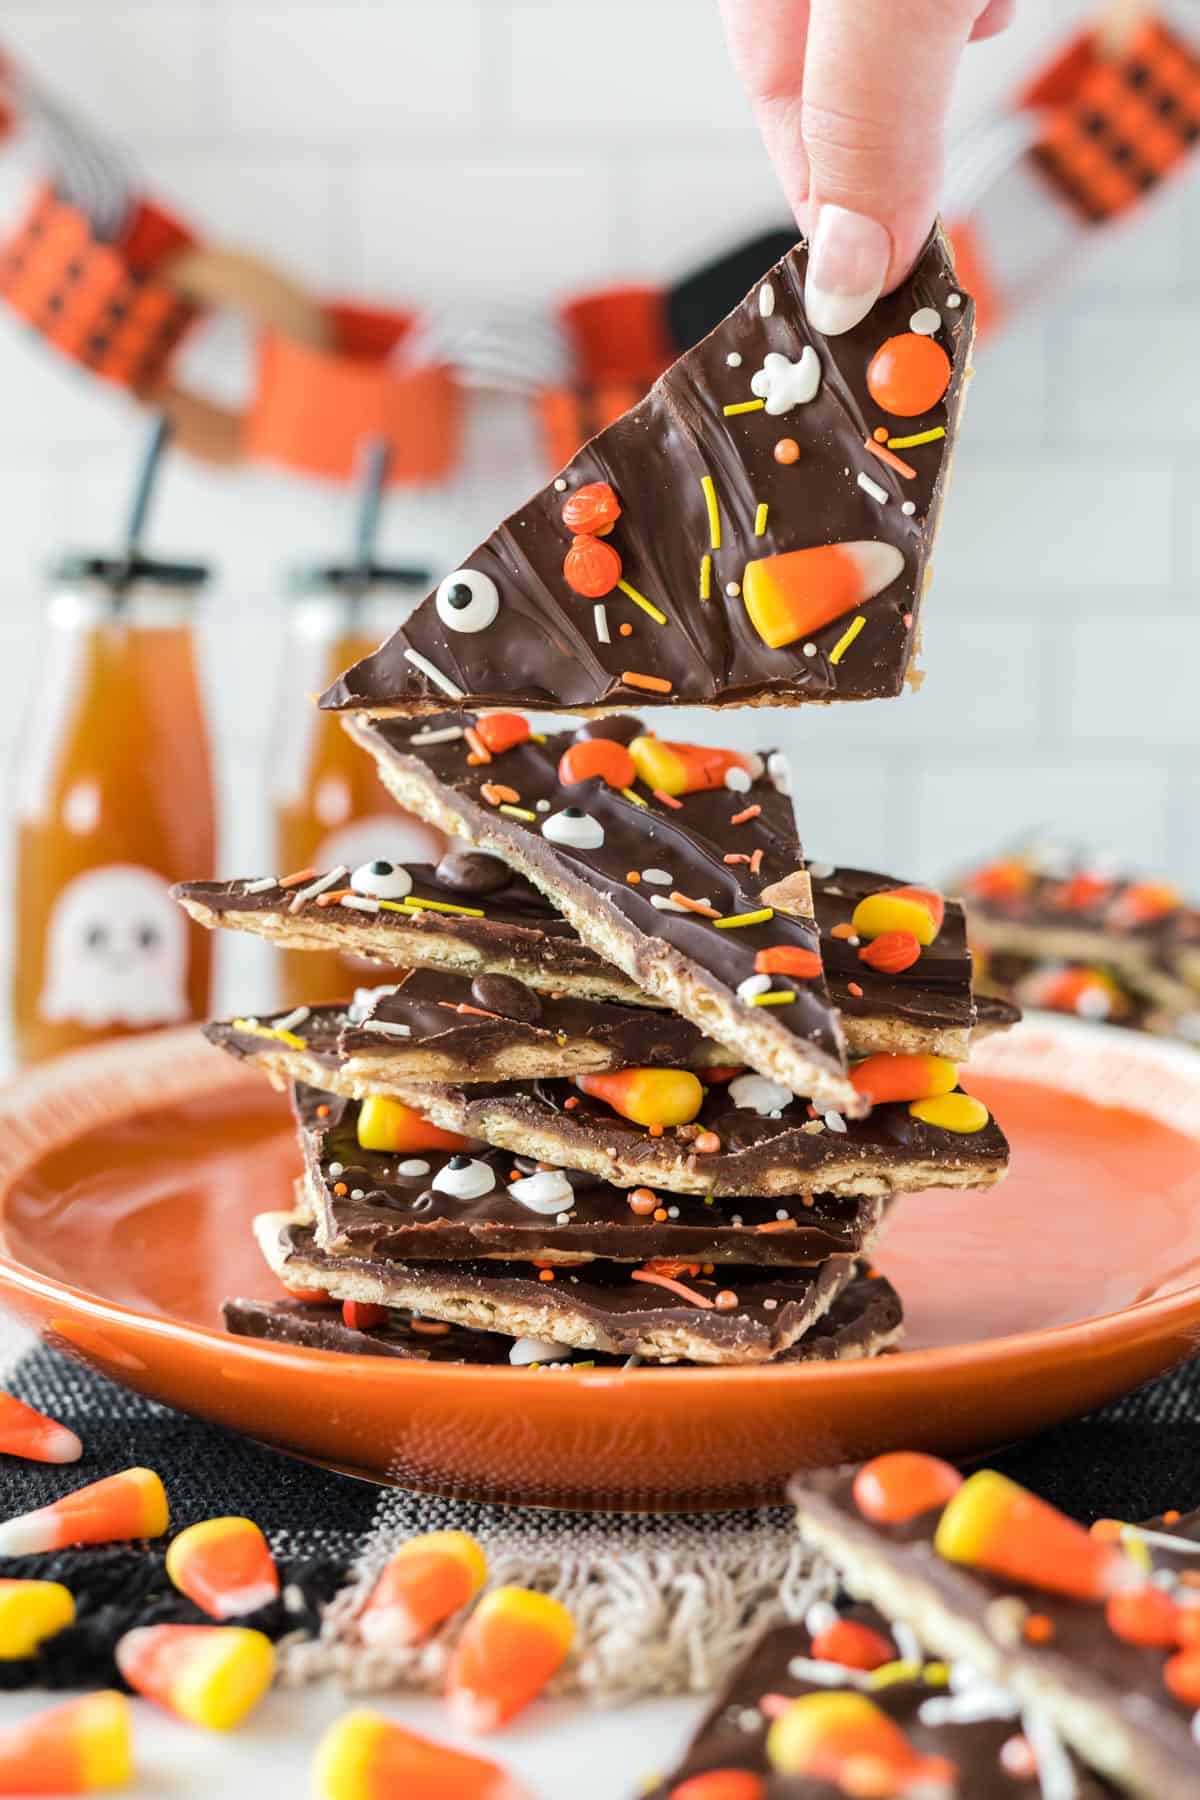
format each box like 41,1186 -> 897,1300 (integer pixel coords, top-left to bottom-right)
557,738 -> 637,791
669,1774 -> 765,1800
849,1053 -> 958,1106
359,1530 -> 488,1650
1022,965 -> 1124,1021
0,1579 -> 75,1660
809,1618 -> 895,1672
576,1068 -> 704,1129
116,1622 -> 274,1731
356,1096 -> 469,1154
866,332 -> 952,417
165,1517 -> 279,1620
909,1093 -> 990,1134
627,738 -> 759,798
0,1393 -> 82,1464
966,858 -> 1030,902
446,1585 -> 574,1732
312,1711 -> 531,1800
935,1470 -> 1126,1601
0,1467 -> 168,1556
851,887 -> 943,947
767,1692 -> 956,1791
853,1452 -> 963,1525
741,542 -> 904,651
0,1690 -> 132,1794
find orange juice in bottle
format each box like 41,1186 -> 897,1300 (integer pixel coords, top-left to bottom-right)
12,553 -> 217,1063
272,562 -> 446,1008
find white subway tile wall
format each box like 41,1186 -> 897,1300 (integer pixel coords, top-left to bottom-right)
0,1 -> 1195,1018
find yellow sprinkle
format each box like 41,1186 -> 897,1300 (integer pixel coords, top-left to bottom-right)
922,1662 -> 950,1687
232,1019 -> 306,1051
621,786 -> 648,808
701,474 -> 721,549
392,896 -> 485,918
723,399 -> 766,416
754,503 -> 769,537
713,907 -> 774,930
617,578 -> 667,625
866,1660 -> 922,1691
750,990 -> 795,1007
828,615 -> 866,665
499,804 -> 538,822
888,427 -> 946,449
699,553 -> 712,601
530,732 -> 548,743
1122,1536 -> 1153,1573
572,1361 -> 596,1370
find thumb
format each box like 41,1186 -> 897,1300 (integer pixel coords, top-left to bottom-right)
801,0 -> 989,333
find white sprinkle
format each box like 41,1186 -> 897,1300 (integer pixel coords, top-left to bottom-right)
556,1212 -> 571,1226
910,307 -> 941,336
510,1336 -> 570,1366
339,895 -> 380,914
856,471 -> 889,506
823,1111 -> 847,1133
642,868 -> 672,886
775,1209 -> 790,1222
1121,1524 -> 1200,1556
536,799 -> 550,812
328,1162 -> 344,1178
919,1685 -> 1019,1727
804,1601 -> 838,1636
730,1073 -> 793,1115
244,876 -> 276,894
737,974 -> 772,1001
737,1708 -> 760,1732
725,581 -> 741,598
1192,1709 -> 1200,1746
726,351 -> 743,368
758,281 -> 775,318
1022,1708 -> 1079,1800
289,865 -> 348,912
553,477 -> 568,491
623,1354 -> 642,1369
762,1297 -> 778,1310
404,647 -> 464,701
283,1584 -> 306,1614
891,1621 -> 922,1666
946,291 -> 962,308
803,642 -> 817,657
239,1016 -> 260,1029
351,1188 -> 365,1200
901,500 -> 916,516
409,725 -> 465,746
398,1160 -> 430,1178
592,601 -> 612,645
808,861 -> 835,880
275,1006 -> 310,1033
361,1019 -> 413,1038
667,1205 -> 680,1219
786,1656 -> 869,1689
724,767 -> 752,793
767,750 -> 792,796
730,1214 -> 743,1227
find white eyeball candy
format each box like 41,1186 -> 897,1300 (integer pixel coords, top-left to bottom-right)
542,807 -> 605,850
431,1155 -> 496,1200
729,1073 -> 794,1116
435,568 -> 499,634
350,860 -> 414,900
508,1169 -> 574,1215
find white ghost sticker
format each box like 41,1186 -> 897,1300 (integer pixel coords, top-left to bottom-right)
39,864 -> 189,1028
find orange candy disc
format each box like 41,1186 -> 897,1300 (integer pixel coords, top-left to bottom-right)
935,1470 -> 1126,1601
1105,1585 -> 1180,1648
561,481 -> 621,535
670,1774 -> 766,1800
474,713 -> 530,756
557,738 -> 637,791
853,1452 -> 963,1525
866,333 -> 952,417
809,1618 -> 895,1672
446,1585 -> 574,1732
857,930 -> 922,974
742,542 -> 904,651
359,1530 -> 488,1651
850,1054 -> 958,1106
1164,1650 -> 1200,1707
0,1392 -> 82,1464
754,946 -> 822,979
564,534 -> 621,598
767,1692 -> 956,1790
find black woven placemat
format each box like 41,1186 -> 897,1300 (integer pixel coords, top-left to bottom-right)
3,1341 -> 1200,1691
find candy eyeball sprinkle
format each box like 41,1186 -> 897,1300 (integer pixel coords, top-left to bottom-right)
729,1073 -> 794,1115
542,806 -> 605,850
435,568 -> 500,634
350,860 -> 414,900
508,1169 -> 575,1214
431,1154 -> 496,1200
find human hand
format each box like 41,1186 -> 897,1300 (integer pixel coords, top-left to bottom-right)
720,0 -> 1014,332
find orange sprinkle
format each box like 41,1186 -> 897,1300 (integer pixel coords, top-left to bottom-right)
438,1001 -> 502,1020
564,1095 -> 580,1111
628,1190 -> 657,1216
467,752 -> 488,767
316,1104 -> 330,1119
464,726 -> 492,764
864,435 -> 918,479
538,1269 -> 555,1283
619,622 -> 634,638
315,888 -> 355,907
774,438 -> 800,465
653,788 -> 683,809
653,1207 -> 668,1222
847,981 -> 864,998
830,922 -> 857,939
1023,1614 -> 1056,1645
1165,1509 -> 1182,1525
481,783 -> 519,807
644,1261 -> 701,1279
626,870 -> 641,884
873,426 -> 889,442
670,892 -> 721,918
714,1290 -> 738,1311
756,1220 -> 794,1234
1090,1519 -> 1124,1542
648,1123 -> 664,1139
622,671 -> 673,695
409,1318 -> 451,1336
631,1268 -> 714,1308
749,848 -> 763,876
730,804 -> 761,826
693,1131 -> 721,1154
724,853 -> 752,866
333,1182 -> 348,1197
278,867 -> 317,889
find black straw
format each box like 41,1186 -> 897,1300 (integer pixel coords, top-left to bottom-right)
113,413 -> 171,601
350,435 -> 390,599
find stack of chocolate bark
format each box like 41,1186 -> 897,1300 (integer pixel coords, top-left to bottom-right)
177,229 -> 1012,1371
959,841 -> 1200,1046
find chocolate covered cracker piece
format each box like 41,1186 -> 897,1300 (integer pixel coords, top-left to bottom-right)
254,1213 -> 860,1365
343,712 -> 864,1110
793,1464 -> 1200,1800
292,1086 -> 885,1266
320,232 -> 972,715
644,1611 -> 1111,1798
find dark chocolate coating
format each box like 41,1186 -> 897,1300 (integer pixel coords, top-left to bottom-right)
434,848 -> 515,896
320,232 -> 972,713
468,973 -> 542,1023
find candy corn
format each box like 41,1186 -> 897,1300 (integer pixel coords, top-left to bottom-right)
576,1068 -> 703,1129
359,1530 -> 488,1650
810,1618 -> 895,1672
966,858 -> 1030,902
116,1622 -> 274,1731
627,737 -> 760,798
853,1452 -> 963,1526
1022,965 -> 1124,1021
669,1775 -> 765,1800
356,1096 -> 469,1154
849,1054 -> 958,1106
935,1471 -> 1126,1601
741,543 -> 904,651
0,1467 -> 167,1556
557,738 -> 637,791
909,1093 -> 990,1134
0,1579 -> 75,1660
767,1692 -> 955,1792
312,1711 -> 531,1800
0,1393 -> 82,1464
165,1517 -> 279,1619
866,332 -> 952,417
0,1690 -> 132,1794
851,887 -> 943,947
446,1585 -> 574,1732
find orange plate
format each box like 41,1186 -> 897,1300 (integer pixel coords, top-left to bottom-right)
1,1021 -> 1198,1512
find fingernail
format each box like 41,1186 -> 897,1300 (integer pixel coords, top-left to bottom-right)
805,205 -> 891,336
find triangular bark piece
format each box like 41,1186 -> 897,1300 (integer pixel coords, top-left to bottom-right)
322,228 -> 972,714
